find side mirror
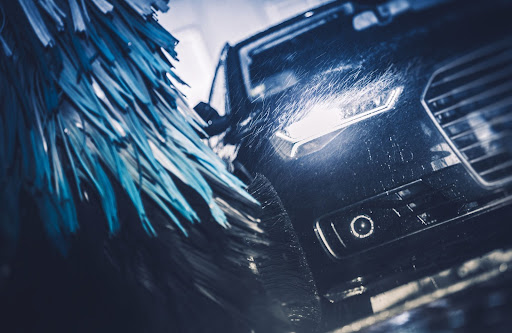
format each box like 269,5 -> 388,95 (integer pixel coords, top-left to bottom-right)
194,102 -> 230,136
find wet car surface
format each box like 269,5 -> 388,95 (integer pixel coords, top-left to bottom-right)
197,0 -> 512,330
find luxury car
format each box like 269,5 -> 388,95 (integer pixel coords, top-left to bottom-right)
195,0 -> 512,330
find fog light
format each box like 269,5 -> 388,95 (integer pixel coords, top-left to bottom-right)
350,215 -> 374,239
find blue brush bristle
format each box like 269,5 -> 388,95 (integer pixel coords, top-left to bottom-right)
0,0 -> 255,249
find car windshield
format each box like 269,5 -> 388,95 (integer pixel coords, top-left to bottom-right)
239,5 -> 354,101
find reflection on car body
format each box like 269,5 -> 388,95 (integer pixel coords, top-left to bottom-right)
195,0 -> 512,330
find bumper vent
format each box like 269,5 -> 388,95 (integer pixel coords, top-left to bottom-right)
422,40 -> 512,187
316,176 -> 512,260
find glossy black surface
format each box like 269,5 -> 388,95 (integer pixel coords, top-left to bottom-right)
208,0 -> 512,327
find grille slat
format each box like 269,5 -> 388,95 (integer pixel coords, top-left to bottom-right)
430,48 -> 512,88
441,96 -> 512,129
428,64 -> 512,104
423,40 -> 512,187
459,131 -> 512,152
449,111 -> 512,141
433,79 -> 512,116
480,159 -> 512,177
468,149 -> 508,164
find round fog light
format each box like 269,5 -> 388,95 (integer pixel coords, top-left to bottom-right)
350,215 -> 374,239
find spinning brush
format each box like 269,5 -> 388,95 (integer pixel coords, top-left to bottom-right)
0,1 -> 299,332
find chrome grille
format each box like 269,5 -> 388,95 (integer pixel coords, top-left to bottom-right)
422,40 -> 512,187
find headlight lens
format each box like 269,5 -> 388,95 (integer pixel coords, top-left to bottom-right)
271,86 -> 403,158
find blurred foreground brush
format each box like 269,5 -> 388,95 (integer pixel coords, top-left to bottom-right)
0,1 -> 287,332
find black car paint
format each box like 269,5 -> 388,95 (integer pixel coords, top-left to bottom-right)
209,0 -> 512,328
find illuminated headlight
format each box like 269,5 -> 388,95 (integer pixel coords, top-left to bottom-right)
271,86 -> 403,158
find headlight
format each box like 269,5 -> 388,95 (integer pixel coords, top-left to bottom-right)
271,86 -> 403,158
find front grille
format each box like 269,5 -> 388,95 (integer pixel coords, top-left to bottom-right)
422,40 -> 512,187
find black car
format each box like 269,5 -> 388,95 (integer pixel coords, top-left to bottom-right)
195,0 -> 512,330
